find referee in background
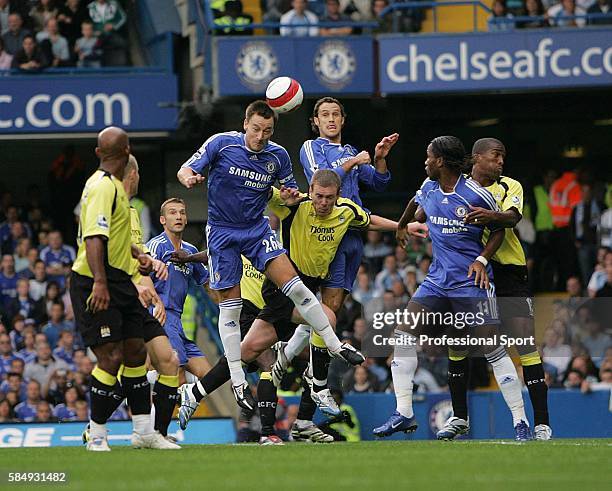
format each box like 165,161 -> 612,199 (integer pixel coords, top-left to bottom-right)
70,127 -> 159,451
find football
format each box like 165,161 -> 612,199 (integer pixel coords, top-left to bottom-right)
266,77 -> 304,114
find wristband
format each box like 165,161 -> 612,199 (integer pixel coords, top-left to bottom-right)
475,256 -> 488,267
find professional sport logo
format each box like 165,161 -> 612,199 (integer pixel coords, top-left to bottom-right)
455,205 -> 468,218
236,42 -> 279,90
429,399 -> 455,434
266,161 -> 276,174
314,40 -> 356,90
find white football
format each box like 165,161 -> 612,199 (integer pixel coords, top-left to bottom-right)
266,77 -> 304,114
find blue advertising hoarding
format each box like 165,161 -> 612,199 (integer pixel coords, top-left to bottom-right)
0,418 -> 236,448
379,28 -> 612,94
213,36 -> 374,96
0,72 -> 178,133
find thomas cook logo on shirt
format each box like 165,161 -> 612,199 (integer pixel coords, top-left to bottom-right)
314,40 -> 356,90
236,41 -> 279,90
97,215 -> 109,230
100,326 -> 111,338
455,206 -> 467,218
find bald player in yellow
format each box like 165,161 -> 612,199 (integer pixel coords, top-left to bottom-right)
70,127 -> 168,451
439,138 -> 551,442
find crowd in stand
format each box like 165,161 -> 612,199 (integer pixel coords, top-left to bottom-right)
209,0 -> 612,35
0,0 -> 130,71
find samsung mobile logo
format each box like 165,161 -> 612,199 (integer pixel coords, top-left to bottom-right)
0,92 -> 131,129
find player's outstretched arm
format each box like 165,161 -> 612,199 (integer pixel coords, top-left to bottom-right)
170,249 -> 209,264
373,133 -> 399,173
467,228 -> 504,289
369,215 -> 398,231
177,167 -> 205,189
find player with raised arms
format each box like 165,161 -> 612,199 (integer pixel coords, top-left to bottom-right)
177,101 -> 365,411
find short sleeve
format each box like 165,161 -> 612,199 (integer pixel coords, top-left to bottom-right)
181,133 -> 224,175
300,140 -> 327,182
81,179 -> 115,240
339,198 -> 371,229
501,178 -> 524,216
414,178 -> 433,207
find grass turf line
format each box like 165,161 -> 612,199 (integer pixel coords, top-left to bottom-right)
0,439 -> 610,491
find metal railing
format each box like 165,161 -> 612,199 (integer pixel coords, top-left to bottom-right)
489,12 -> 612,28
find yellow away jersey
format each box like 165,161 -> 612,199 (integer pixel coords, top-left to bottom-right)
72,170 -> 132,279
129,205 -> 149,282
483,176 -> 527,266
240,256 -> 265,310
266,187 -> 370,279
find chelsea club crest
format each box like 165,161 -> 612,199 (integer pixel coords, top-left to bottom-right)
455,205 -> 468,218
314,40 -> 356,90
236,42 -> 279,90
266,161 -> 276,174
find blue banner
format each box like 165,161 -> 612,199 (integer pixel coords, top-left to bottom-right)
379,28 -> 612,94
0,72 -> 178,133
213,36 -> 374,96
0,418 -> 235,447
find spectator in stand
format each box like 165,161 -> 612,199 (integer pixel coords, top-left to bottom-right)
0,0 -> 9,35
390,279 -> 409,307
75,19 -> 101,66
53,329 -> 78,366
36,17 -> 71,66
29,260 -> 48,301
336,294 -> 362,337
2,13 -> 31,55
371,0 -> 393,33
40,230 -> 75,290
214,1 -> 253,35
0,206 -> 23,247
74,399 -> 88,420
363,230 -> 393,272
58,0 -> 89,48
587,247 -> 610,297
41,302 -> 73,349
394,245 -> 410,271
488,0 -> 515,30
280,0 -> 319,36
404,265 -> 418,296
416,255 -> 431,285
549,167 -> 582,290
29,0 -> 58,33
11,34 -> 49,70
53,385 -> 82,420
262,0 -> 292,33
8,314 -> 25,350
13,238 -> 32,274
1,221 -> 29,255
61,274 -> 74,321
86,0 -> 126,35
518,0 -> 549,27
580,318 -> 611,365
0,36 -> 11,68
0,397 -> 15,422
374,255 -> 403,292
320,0 -> 353,35
0,254 -> 17,312
352,271 -> 380,304
35,400 -> 55,422
588,0 -> 612,24
542,326 -> 573,380
23,341 -> 69,387
570,183 -> 603,287
42,282 -> 61,318
340,0 -> 372,20
6,278 -> 45,325
595,250 -> 612,297
8,357 -> 24,378
17,328 -> 37,364
0,372 -> 27,400
548,0 -> 587,26
344,365 -> 379,393
14,380 -> 41,421
19,247 -> 40,280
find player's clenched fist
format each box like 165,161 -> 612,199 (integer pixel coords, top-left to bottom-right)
185,174 -> 205,188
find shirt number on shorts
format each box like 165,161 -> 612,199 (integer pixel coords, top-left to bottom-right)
263,236 -> 282,253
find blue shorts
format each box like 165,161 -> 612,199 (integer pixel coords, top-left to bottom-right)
412,279 -> 500,326
206,219 -> 285,290
322,229 -> 363,291
164,310 -> 204,366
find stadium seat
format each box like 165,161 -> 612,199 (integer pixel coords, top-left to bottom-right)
420,0 -> 494,33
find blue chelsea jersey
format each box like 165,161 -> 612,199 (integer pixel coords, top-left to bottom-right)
415,175 -> 500,289
299,137 -> 390,207
146,233 -> 209,314
181,131 -> 297,226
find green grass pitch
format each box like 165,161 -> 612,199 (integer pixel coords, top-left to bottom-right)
1,440 -> 610,491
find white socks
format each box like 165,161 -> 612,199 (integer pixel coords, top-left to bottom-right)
89,420 -> 107,440
282,277 -> 342,352
486,347 -> 528,427
284,324 -> 311,361
132,414 -> 154,436
218,298 -> 245,386
391,330 -> 418,418
184,370 -> 199,384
